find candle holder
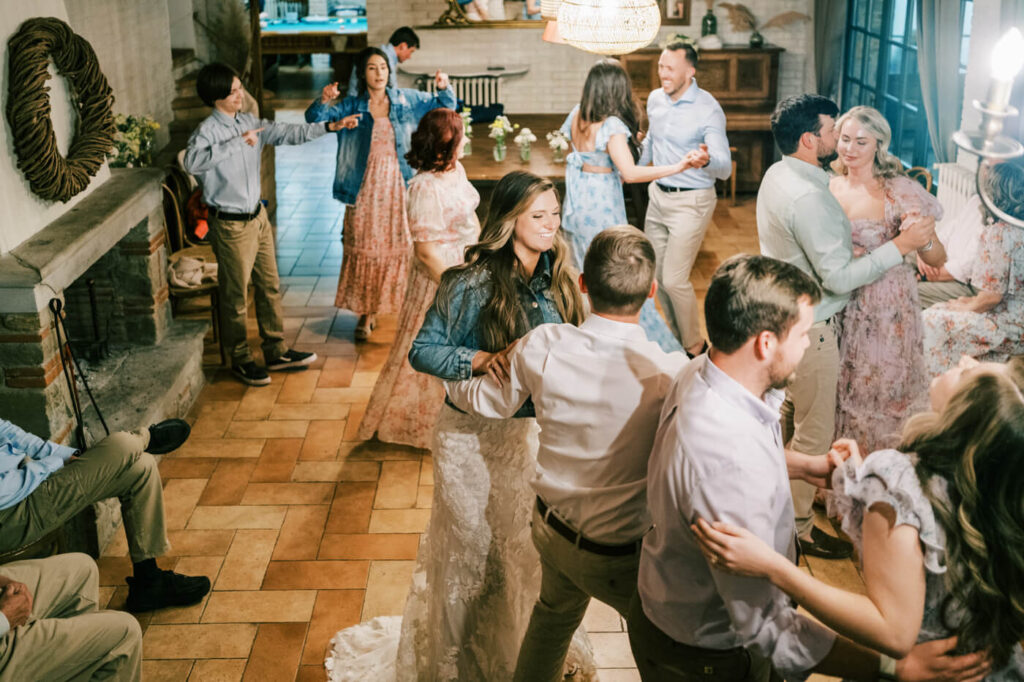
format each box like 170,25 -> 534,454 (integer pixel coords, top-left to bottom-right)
951,28 -> 1024,229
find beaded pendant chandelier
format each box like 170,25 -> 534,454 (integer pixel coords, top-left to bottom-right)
556,0 -> 661,55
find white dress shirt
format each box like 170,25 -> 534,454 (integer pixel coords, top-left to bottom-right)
445,315 -> 688,544
637,355 -> 836,680
935,194 -> 984,283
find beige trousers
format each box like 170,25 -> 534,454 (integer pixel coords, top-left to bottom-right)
780,319 -> 839,537
0,431 -> 170,564
0,554 -> 142,681
513,505 -> 640,682
917,279 -> 975,309
644,184 -> 717,350
208,206 -> 288,364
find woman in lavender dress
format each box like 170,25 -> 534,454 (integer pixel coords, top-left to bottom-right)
828,106 -> 946,453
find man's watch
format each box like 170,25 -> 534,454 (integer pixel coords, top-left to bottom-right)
879,653 -> 898,681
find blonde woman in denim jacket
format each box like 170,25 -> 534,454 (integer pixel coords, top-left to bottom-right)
305,47 -> 455,340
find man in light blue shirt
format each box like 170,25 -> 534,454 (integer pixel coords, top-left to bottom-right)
0,417 -> 211,615
185,63 -> 346,386
346,26 -> 419,96
640,40 -> 732,357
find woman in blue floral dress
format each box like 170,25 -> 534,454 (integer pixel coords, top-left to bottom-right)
559,59 -> 698,353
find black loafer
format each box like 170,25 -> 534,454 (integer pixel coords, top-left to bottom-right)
124,569 -> 211,612
798,526 -> 853,560
146,419 -> 191,455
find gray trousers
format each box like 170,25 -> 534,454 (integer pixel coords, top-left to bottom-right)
0,431 -> 170,563
0,554 -> 142,681
513,505 -> 641,682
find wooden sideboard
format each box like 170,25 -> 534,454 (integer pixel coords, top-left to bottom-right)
620,45 -> 784,193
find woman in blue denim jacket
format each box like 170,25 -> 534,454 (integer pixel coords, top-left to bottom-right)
387,171 -> 596,679
305,47 -> 456,340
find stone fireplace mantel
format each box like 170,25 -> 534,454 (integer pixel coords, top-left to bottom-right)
0,168 -> 166,315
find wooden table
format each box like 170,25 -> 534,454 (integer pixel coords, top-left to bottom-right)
461,114 -> 566,185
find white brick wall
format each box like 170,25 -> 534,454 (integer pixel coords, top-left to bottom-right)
369,0 -> 814,113
65,0 -> 175,150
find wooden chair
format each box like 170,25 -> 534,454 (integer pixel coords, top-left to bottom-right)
907,166 -> 934,193
162,165 -> 225,366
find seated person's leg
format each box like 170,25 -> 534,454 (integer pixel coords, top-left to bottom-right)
917,279 -> 975,309
0,553 -> 142,681
1,420 -> 209,612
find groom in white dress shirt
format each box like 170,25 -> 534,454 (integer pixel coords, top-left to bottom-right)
445,225 -> 688,682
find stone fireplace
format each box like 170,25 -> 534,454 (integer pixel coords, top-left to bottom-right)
0,168 -> 207,554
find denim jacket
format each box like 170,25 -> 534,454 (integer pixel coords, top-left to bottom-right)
410,253 -> 564,418
304,86 -> 457,205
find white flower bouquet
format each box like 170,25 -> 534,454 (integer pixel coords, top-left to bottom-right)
513,128 -> 537,146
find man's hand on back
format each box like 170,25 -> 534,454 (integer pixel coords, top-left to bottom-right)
0,581 -> 33,630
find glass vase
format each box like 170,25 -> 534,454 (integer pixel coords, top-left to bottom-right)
701,8 -> 717,36
552,147 -> 565,163
493,142 -> 507,162
519,142 -> 531,162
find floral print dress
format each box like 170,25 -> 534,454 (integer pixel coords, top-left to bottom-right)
356,164 -> 480,449
835,176 -> 941,453
923,220 -> 1024,375
559,106 -> 682,354
336,116 -> 410,314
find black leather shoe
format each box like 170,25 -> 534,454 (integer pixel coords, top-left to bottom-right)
125,569 -> 211,612
798,526 -> 853,560
146,419 -> 191,455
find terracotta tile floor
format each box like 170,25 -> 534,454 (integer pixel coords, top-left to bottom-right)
107,113 -> 861,680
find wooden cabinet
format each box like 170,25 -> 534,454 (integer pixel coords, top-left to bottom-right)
620,45 -> 783,193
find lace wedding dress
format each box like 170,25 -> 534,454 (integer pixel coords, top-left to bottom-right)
326,405 -> 597,681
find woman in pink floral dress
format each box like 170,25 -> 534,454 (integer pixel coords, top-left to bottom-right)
923,160 -> 1024,376
305,47 -> 456,340
357,109 -> 480,448
829,106 -> 946,453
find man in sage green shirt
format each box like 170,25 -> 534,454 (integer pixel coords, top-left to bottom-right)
756,95 -> 934,558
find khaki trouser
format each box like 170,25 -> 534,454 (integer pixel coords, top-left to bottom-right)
208,206 -> 287,364
917,279 -> 975,309
645,184 -> 718,350
626,593 -> 780,682
513,505 -> 641,682
0,553 -> 142,681
0,431 -> 170,564
780,319 -> 839,537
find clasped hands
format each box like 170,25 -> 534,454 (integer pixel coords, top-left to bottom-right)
0,578 -> 33,630
675,143 -> 710,173
894,209 -> 937,254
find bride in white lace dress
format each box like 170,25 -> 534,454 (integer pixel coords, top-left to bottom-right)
325,171 -> 597,681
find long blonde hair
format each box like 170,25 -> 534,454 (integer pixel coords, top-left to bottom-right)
831,105 -> 905,179
901,357 -> 1024,666
437,170 -> 584,352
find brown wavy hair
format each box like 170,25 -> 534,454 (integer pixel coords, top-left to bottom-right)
577,59 -> 642,160
901,356 -> 1024,667
437,170 -> 584,352
405,108 -> 463,172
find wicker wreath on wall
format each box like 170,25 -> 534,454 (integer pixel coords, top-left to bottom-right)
5,17 -> 115,203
